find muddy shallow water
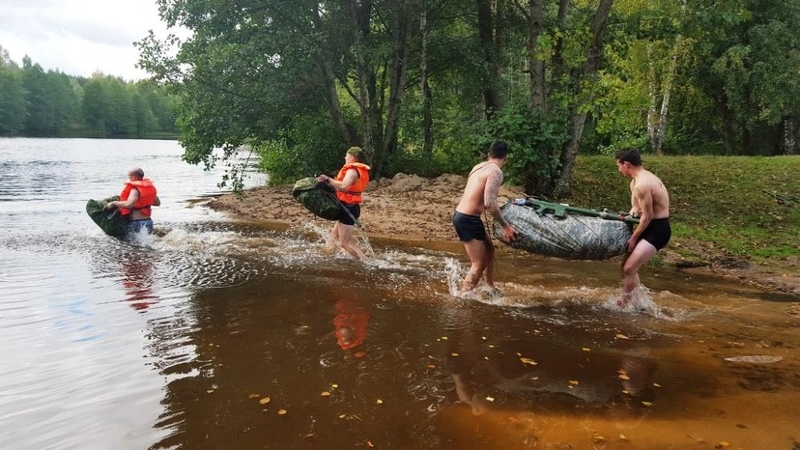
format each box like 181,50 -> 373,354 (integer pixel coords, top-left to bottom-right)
1,139 -> 798,450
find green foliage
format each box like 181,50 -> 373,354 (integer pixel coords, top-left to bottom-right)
0,51 -> 177,138
475,104 -> 566,196
255,112 -> 348,185
0,47 -> 27,135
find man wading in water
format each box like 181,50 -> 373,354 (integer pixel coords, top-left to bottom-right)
615,148 -> 671,306
453,141 -> 518,297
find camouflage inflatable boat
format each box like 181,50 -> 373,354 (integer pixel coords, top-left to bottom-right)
492,198 -> 639,260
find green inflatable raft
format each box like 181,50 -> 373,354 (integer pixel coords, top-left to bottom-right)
292,177 -> 344,221
86,195 -> 130,237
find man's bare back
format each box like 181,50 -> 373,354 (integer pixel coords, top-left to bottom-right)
456,162 -> 503,216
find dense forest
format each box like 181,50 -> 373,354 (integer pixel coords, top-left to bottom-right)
4,1 -> 798,197
0,46 -> 178,139
134,0 -> 799,197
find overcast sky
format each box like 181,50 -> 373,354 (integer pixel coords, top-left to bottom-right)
0,0 -> 183,80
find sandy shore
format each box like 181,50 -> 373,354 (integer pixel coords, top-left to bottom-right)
206,173 -> 800,298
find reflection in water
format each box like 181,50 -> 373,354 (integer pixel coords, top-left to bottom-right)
443,306 -> 658,419
2,137 -> 799,450
333,294 -> 371,351
120,250 -> 159,311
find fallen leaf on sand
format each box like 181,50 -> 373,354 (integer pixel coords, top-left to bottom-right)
248,393 -> 260,399
259,397 -> 271,405
278,409 -> 287,415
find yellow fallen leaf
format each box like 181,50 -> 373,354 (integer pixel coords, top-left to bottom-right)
485,396 -> 495,402
248,393 -> 260,399
367,441 -> 375,448
259,397 -> 271,405
619,434 -> 627,440
619,374 -> 630,380
451,352 -> 459,357
488,344 -> 495,348
321,391 -> 331,397
516,352 -> 522,356
520,357 -> 538,366
376,399 -> 384,405
440,336 -> 448,340
331,384 -> 338,389
481,336 -> 487,340
653,382 -> 661,387
278,409 -> 287,415
594,434 -> 605,441
582,347 -> 591,352
427,364 -> 436,369
206,390 -> 214,394
716,441 -> 730,449
641,401 -> 653,406
622,389 -> 630,394
616,334 -> 630,340
569,380 -> 579,385
338,414 -> 346,419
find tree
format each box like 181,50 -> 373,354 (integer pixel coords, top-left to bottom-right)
0,46 -> 27,135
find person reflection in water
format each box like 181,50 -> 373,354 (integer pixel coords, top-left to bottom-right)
333,296 -> 370,351
121,253 -> 159,311
105,167 -> 161,236
444,308 -> 503,415
444,308 -> 658,417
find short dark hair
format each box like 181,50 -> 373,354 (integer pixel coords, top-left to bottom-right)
488,141 -> 509,159
615,147 -> 642,166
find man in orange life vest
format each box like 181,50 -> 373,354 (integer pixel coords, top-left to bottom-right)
105,167 -> 161,235
316,147 -> 370,260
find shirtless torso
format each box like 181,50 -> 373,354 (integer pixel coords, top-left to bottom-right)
629,169 -> 670,221
455,161 -> 503,216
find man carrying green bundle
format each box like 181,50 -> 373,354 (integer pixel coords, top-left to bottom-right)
105,167 -> 161,235
316,147 -> 370,260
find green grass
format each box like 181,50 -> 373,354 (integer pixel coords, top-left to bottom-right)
567,155 -> 800,270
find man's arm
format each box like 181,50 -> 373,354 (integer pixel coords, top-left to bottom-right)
106,189 -> 139,209
630,185 -> 654,242
318,169 -> 358,191
484,170 -> 518,242
629,180 -> 640,216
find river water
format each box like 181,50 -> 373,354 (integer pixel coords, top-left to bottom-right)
0,138 -> 797,450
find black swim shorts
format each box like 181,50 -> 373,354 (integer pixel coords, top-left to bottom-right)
452,211 -> 487,242
339,203 -> 361,226
640,217 -> 671,250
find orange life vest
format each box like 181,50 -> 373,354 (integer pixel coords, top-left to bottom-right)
335,163 -> 370,205
119,178 -> 158,217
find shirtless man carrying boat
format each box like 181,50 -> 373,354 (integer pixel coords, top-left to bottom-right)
615,148 -> 671,305
453,141 -> 518,297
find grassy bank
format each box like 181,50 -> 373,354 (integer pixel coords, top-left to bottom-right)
566,155 -> 800,271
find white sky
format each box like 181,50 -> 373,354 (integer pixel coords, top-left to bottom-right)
0,0 -> 185,80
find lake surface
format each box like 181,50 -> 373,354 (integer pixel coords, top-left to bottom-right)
0,138 -> 798,450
